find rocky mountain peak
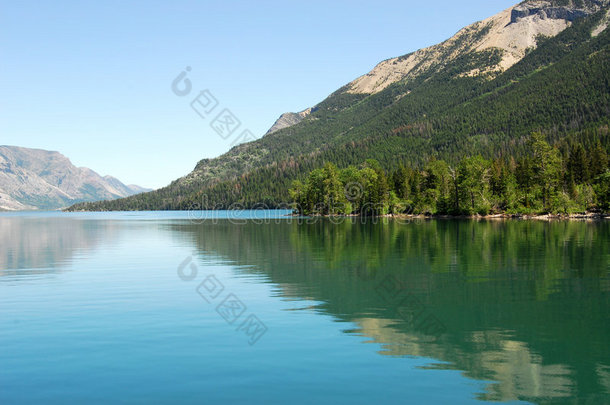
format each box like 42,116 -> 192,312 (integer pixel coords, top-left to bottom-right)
343,0 -> 609,95
261,0 -> 609,135
511,0 -> 607,23
265,108 -> 313,135
0,146 -> 151,210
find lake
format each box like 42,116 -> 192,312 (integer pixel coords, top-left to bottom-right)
1,211 -> 609,404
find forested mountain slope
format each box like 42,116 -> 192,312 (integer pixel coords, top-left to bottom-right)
67,1 -> 610,211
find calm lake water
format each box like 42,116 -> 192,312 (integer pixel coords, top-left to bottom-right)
1,211 -> 609,404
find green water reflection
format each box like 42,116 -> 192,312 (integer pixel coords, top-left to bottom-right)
173,218 -> 610,403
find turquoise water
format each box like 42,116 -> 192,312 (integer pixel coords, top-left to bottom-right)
1,211 -> 609,404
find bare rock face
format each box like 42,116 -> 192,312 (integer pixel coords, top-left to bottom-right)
512,0 -> 607,23
511,6 -> 587,22
265,108 -> 312,135
0,146 -> 151,210
345,0 -> 609,95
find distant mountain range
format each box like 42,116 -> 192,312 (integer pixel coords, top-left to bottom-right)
68,0 -> 610,211
0,146 -> 150,210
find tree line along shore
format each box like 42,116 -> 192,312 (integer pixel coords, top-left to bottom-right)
289,133 -> 610,217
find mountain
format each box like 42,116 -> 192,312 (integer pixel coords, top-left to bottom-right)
0,146 -> 151,210
67,0 -> 610,211
345,0 -> 608,95
265,108 -> 312,135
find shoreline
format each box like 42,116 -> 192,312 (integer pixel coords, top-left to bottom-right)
397,213 -> 610,221
293,212 -> 610,221
14,209 -> 609,221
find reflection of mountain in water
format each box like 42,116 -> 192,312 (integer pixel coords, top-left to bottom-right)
0,216 -> 120,277
171,219 -> 610,402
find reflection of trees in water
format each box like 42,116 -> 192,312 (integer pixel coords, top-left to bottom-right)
0,217 -> 120,277
172,219 -> 610,402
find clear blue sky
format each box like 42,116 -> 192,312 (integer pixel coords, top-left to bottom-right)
1,0 -> 517,189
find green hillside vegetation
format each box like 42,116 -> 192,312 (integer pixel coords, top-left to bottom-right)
67,6 -> 610,212
291,133 -> 609,216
